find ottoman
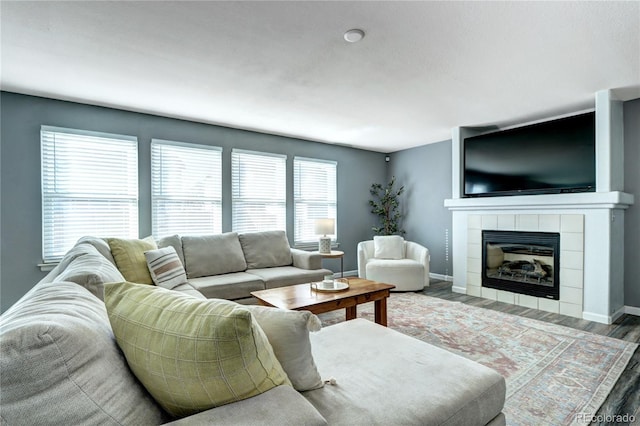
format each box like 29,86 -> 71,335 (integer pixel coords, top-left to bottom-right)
305,319 -> 506,425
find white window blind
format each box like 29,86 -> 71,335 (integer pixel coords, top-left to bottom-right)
232,149 -> 286,233
293,157 -> 337,246
41,126 -> 138,262
151,140 -> 222,237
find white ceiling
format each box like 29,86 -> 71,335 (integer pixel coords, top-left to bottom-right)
1,1 -> 639,153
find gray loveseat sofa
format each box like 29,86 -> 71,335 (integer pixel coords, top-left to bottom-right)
0,236 -> 507,425
156,230 -> 333,301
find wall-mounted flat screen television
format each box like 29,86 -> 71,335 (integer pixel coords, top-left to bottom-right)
463,112 -> 596,197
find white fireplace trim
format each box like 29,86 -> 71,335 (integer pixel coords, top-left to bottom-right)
445,90 -> 634,325
444,191 -> 633,211
448,206 -> 628,324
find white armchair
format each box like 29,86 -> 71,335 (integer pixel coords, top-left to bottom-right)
357,236 -> 430,291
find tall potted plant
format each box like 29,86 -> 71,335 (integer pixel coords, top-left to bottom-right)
369,176 -> 405,235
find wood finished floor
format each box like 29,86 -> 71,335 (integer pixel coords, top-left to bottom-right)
420,280 -> 640,425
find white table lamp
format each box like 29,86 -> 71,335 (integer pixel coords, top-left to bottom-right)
314,218 -> 335,254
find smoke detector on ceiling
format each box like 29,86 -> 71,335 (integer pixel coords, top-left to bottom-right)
344,29 -> 365,43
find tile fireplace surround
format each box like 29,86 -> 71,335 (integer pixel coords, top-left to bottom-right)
445,90 -> 634,325
468,213 -> 584,318
446,194 -> 633,325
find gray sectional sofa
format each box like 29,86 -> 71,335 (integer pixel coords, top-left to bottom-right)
0,231 -> 507,425
79,230 -> 333,301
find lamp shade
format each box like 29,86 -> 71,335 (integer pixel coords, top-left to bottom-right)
314,218 -> 335,236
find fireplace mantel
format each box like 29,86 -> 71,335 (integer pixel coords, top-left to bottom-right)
445,191 -> 634,211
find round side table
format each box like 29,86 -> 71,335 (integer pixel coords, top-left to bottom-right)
314,250 -> 344,277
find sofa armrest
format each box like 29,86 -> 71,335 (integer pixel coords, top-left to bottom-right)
406,241 -> 430,287
164,385 -> 327,426
291,248 -> 322,270
357,240 -> 374,278
172,282 -> 206,299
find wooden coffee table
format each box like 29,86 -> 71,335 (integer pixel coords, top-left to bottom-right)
251,278 -> 395,326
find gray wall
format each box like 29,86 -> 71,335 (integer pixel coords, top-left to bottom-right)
0,92 -> 386,312
388,140 -> 453,277
623,98 -> 640,309
2,91 -> 637,312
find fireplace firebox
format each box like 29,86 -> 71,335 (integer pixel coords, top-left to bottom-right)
482,230 -> 560,300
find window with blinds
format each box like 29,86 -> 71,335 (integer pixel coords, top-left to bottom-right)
293,157 -> 337,246
151,140 -> 222,237
231,149 -> 286,233
41,126 -> 138,262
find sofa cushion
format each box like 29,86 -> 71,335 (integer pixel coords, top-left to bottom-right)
373,235 -> 405,259
172,282 -> 206,299
182,233 -> 247,278
108,236 -> 157,284
103,282 -> 291,417
247,266 -> 329,289
188,272 -> 265,300
239,230 -> 292,269
305,319 -> 506,426
164,386 -> 328,426
157,234 -> 185,266
0,281 -> 168,425
145,246 -> 188,290
246,305 -> 323,391
56,247 -> 126,300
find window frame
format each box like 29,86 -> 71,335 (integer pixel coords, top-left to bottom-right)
150,139 -> 223,238
40,125 -> 138,263
231,148 -> 287,234
293,156 -> 338,248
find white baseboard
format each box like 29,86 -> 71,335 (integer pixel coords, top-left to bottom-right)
611,306 -> 626,323
452,285 -> 467,294
582,311 -> 611,324
346,271 -> 455,283
624,305 -> 640,317
429,273 -> 453,282
582,307 -> 626,325
345,271 -> 456,281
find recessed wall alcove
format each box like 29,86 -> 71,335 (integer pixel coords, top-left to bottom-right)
445,90 -> 634,324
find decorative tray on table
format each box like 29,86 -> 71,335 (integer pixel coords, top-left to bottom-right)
311,278 -> 349,292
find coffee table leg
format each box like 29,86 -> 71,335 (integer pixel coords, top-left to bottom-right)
374,298 -> 388,327
346,306 -> 357,321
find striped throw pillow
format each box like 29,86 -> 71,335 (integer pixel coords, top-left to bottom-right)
145,246 -> 187,289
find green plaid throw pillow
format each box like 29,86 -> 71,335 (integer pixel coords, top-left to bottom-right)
104,282 -> 291,417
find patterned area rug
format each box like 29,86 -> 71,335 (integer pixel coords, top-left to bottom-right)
318,293 -> 637,426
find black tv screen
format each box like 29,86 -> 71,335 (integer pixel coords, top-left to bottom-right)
463,112 -> 596,197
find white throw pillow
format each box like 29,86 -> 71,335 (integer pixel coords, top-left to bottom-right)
145,246 -> 188,289
245,305 -> 324,391
373,235 -> 405,259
